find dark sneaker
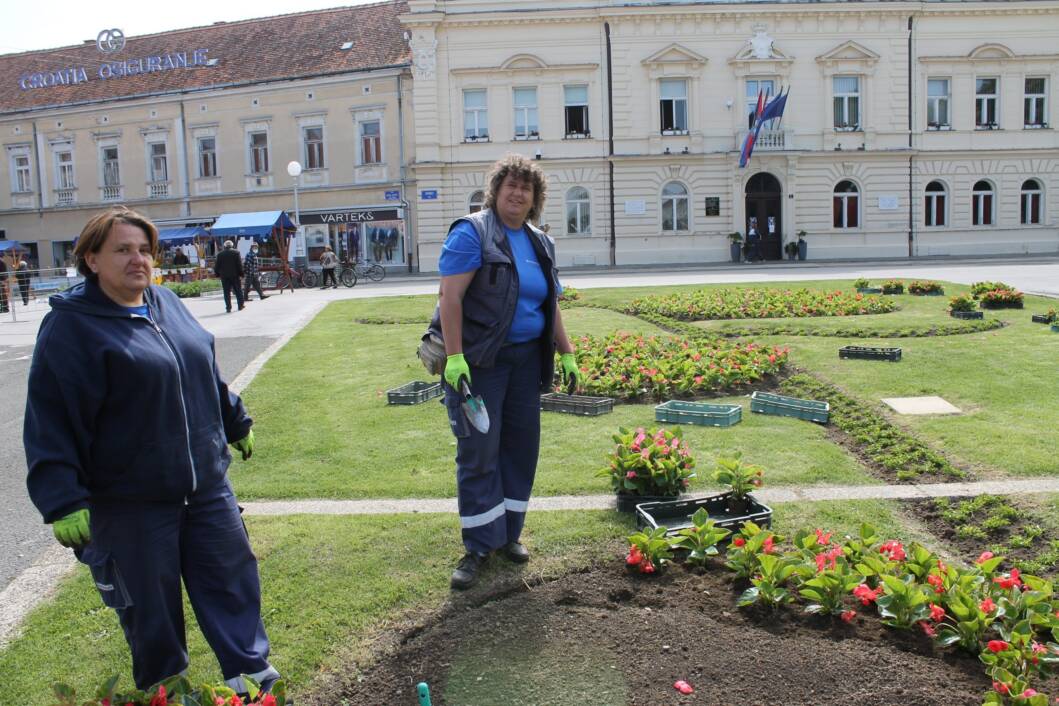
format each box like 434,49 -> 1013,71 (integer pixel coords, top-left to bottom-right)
502,542 -> 530,563
450,551 -> 489,590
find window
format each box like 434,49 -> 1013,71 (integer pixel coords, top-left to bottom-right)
149,143 -> 168,182
1025,78 -> 1047,128
833,76 -> 860,130
513,87 -> 538,138
469,190 -> 485,214
463,89 -> 488,140
832,180 -> 860,228
661,181 -> 689,231
13,154 -> 32,192
1021,179 -> 1043,224
746,79 -> 776,129
924,181 -> 947,227
975,78 -> 998,128
564,85 -> 589,137
565,186 -> 591,234
927,78 -> 950,128
102,147 -> 120,187
304,127 -> 325,170
249,132 -> 269,174
360,121 -> 381,164
198,137 -> 217,178
659,79 -> 688,133
55,150 -> 74,189
972,180 -> 995,225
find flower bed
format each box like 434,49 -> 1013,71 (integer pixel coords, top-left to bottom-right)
979,288 -> 1025,309
51,676 -> 287,706
971,281 -> 1015,299
908,280 -> 945,295
569,331 -> 788,401
626,287 -> 896,321
881,279 -> 905,294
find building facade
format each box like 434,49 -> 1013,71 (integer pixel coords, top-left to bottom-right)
401,0 -> 1059,270
0,2 -> 415,270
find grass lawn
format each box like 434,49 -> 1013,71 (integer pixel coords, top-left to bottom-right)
0,500 -> 913,706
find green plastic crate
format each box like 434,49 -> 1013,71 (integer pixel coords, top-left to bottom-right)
654,400 -> 742,427
750,391 -> 829,424
387,381 -> 443,405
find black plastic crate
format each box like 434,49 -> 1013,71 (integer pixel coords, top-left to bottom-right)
540,392 -> 614,416
950,310 -> 984,320
839,345 -> 902,362
387,381 -> 443,405
856,287 -> 883,294
1031,314 -> 1055,324
635,492 -> 772,537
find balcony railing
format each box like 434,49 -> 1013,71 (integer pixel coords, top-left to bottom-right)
737,128 -> 792,151
55,188 -> 76,206
149,182 -> 170,199
102,185 -> 122,201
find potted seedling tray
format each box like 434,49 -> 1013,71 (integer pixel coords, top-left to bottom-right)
856,287 -> 883,294
387,380 -> 443,405
654,400 -> 742,427
750,391 -> 830,424
950,310 -> 984,320
838,345 -> 902,362
635,492 -> 773,537
1031,314 -> 1055,324
540,392 -> 614,416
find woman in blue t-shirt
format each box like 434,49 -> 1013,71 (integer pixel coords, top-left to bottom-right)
435,154 -> 581,590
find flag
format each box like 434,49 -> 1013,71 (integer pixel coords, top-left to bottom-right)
740,88 -> 789,168
758,88 -> 789,125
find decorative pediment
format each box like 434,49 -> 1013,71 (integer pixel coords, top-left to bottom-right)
728,27 -> 792,77
968,43 -> 1016,60
816,41 -> 880,65
642,43 -> 707,68
500,53 -> 548,71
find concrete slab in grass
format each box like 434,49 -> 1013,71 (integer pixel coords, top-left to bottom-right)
882,396 -> 962,415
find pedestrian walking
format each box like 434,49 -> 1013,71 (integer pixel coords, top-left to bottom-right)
23,206 -> 283,696
16,255 -> 32,305
214,240 -> 244,312
242,243 -> 269,301
0,256 -> 9,313
424,153 -> 581,590
319,245 -> 338,288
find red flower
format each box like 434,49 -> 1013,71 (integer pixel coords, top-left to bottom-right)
150,686 -> 167,706
1022,689 -> 1038,699
879,540 -> 906,562
261,695 -> 278,706
102,700 -> 111,706
929,603 -> 946,623
840,610 -> 856,623
626,546 -> 644,566
918,621 -> 937,638
229,696 -> 244,706
987,640 -> 1010,653
762,536 -> 775,554
853,583 -> 882,606
640,559 -> 656,574
993,681 -> 1010,695
815,529 -> 832,546
980,597 -> 996,613
215,699 -> 225,706
626,471 -> 637,479
994,569 -> 1022,590
976,551 -> 995,565
927,573 -> 945,594
732,537 -> 746,548
673,680 -> 694,695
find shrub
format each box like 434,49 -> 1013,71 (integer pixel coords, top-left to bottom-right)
627,287 -> 897,321
881,279 -> 905,294
163,279 -> 221,298
979,288 -> 1024,309
949,294 -> 976,313
598,426 -> 695,497
908,280 -> 945,295
558,286 -> 581,302
853,277 -> 871,289
971,281 -> 1015,298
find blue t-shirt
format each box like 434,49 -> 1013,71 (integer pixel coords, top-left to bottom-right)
439,221 -> 549,343
125,304 -> 151,319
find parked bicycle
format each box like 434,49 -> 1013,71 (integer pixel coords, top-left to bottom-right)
349,260 -> 386,283
336,262 -> 359,288
274,265 -> 318,290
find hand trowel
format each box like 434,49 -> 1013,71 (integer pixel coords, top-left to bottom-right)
458,378 -> 490,434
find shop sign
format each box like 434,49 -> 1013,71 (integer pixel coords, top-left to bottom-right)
299,209 -> 400,225
18,48 -> 213,91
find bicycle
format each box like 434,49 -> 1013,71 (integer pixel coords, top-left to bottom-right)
350,260 -> 386,283
275,265 -> 318,290
336,262 -> 359,288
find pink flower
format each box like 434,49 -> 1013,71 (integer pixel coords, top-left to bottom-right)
1022,690 -> 1038,699
879,541 -> 906,562
261,696 -> 278,706
980,597 -> 996,613
976,551 -> 995,565
927,573 -> 945,594
815,529 -> 832,546
641,449 -> 651,460
840,610 -> 856,623
630,442 -> 640,453
1032,641 -> 1047,655
992,681 -> 1010,695
626,471 -> 637,479
929,603 -> 946,622
918,621 -> 937,638
762,536 -> 775,554
640,559 -> 655,574
673,680 -> 694,695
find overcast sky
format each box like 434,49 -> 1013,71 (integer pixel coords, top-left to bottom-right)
0,0 -> 381,55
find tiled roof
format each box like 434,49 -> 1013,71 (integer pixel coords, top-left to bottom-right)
0,1 -> 410,115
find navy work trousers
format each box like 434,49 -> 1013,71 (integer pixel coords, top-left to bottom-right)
444,340 -> 542,555
78,482 -> 278,691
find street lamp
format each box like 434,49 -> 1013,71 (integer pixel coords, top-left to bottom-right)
287,161 -> 303,266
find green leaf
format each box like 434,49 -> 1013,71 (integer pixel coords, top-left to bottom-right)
799,588 -> 825,602
691,507 -> 710,527
737,586 -> 760,606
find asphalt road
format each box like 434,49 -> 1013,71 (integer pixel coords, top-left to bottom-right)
0,336 -> 273,590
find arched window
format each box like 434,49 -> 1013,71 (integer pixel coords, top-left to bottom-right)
1021,179 -> 1043,225
565,186 -> 591,235
469,190 -> 485,214
661,181 -> 689,232
925,181 -> 947,227
972,180 -> 995,226
832,180 -> 859,228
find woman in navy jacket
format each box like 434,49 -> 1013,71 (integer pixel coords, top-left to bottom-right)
23,207 -> 281,695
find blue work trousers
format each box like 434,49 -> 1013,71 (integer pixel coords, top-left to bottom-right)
444,340 -> 542,555
78,482 -> 278,691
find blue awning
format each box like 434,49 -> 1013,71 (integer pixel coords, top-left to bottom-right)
0,240 -> 23,252
210,211 -> 296,241
158,227 -> 208,246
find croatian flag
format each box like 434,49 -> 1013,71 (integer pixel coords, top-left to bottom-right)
739,88 -> 789,168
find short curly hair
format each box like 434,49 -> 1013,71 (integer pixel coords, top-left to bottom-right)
483,153 -> 547,223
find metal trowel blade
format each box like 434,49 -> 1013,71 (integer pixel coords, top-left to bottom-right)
458,379 -> 490,434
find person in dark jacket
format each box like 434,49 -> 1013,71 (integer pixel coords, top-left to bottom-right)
428,153 -> 581,590
0,257 -> 8,313
242,243 -> 269,301
24,207 -> 281,695
15,255 -> 31,305
214,240 -> 244,312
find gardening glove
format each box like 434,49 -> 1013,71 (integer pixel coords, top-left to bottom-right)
52,508 -> 90,549
232,429 -> 255,461
444,353 -> 471,390
559,352 -> 582,393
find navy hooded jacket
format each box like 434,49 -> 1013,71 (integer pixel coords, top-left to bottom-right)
24,277 -> 252,522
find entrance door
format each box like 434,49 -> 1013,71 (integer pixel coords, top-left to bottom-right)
744,172 -> 783,261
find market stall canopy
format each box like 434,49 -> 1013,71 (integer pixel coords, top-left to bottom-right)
210,211 -> 296,242
0,240 -> 23,252
158,227 -> 209,246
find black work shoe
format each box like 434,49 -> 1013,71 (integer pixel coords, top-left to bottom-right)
502,542 -> 530,563
450,551 -> 489,590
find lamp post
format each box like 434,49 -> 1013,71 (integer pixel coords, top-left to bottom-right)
287,161 -> 304,267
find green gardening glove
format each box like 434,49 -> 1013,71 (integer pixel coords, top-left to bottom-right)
232,429 -> 255,461
444,353 -> 471,390
52,508 -> 91,549
559,352 -> 582,393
